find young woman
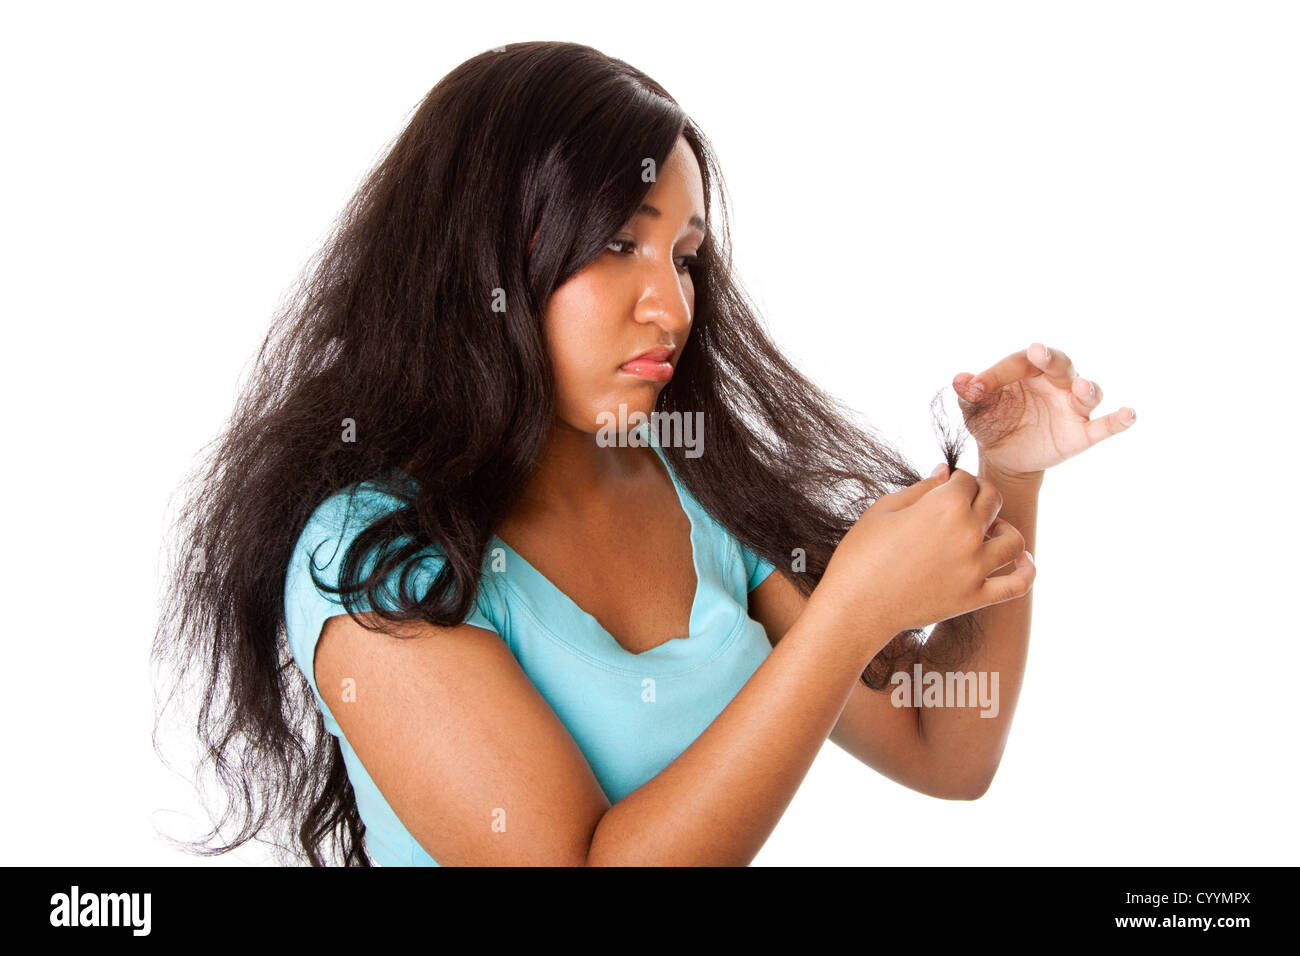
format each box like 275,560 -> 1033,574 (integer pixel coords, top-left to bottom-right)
153,41 -> 1134,866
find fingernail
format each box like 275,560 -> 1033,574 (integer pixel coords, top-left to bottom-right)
969,380 -> 985,398
1025,551 -> 1035,565
931,463 -> 948,478
1121,410 -> 1137,427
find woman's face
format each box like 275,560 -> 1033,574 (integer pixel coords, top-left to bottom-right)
540,135 -> 705,435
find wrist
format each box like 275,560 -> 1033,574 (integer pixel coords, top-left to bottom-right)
804,582 -> 901,663
978,458 -> 1044,491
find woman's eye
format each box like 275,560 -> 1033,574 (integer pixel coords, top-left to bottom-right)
605,239 -> 697,274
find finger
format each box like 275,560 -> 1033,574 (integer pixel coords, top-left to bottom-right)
936,467 -> 980,504
1025,342 -> 1078,389
978,517 -> 1026,578
1082,406 -> 1138,445
874,470 -> 952,512
976,549 -> 1036,607
972,476 -> 1004,535
958,343 -> 1075,402
952,371 -> 981,400
1071,375 -> 1104,415
956,351 -> 1038,402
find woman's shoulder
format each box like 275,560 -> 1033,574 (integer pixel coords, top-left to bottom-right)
296,479 -> 411,555
286,480 -> 408,622
284,478 -> 503,711
289,475 -> 477,606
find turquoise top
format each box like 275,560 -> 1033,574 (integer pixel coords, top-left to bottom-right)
283,438 -> 777,866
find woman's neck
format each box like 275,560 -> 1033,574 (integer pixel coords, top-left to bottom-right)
511,420 -> 656,522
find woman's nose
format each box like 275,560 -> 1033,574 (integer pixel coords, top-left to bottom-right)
633,262 -> 692,334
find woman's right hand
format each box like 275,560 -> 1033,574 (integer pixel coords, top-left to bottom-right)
815,465 -> 1035,643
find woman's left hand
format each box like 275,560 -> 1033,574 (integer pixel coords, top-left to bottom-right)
952,342 -> 1136,482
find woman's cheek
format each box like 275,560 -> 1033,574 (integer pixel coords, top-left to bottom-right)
549,349 -> 613,431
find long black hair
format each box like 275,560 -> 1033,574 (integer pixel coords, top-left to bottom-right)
153,40 -> 981,867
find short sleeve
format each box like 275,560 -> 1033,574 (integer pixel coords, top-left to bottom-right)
283,483 -> 501,737
738,539 -> 777,592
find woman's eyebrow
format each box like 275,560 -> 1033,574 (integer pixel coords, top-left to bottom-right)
634,202 -> 707,237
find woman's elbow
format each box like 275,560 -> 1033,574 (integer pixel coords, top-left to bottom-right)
925,767 -> 997,801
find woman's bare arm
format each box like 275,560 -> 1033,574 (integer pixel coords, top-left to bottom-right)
747,461 -> 1041,800
909,461 -> 1040,793
314,588 -> 893,866
314,613 -> 609,866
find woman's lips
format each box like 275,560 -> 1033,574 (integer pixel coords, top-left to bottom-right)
619,358 -> 674,382
619,347 -> 674,382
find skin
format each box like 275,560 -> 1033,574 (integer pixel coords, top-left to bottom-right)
492,136 -> 704,654
312,135 -> 1136,864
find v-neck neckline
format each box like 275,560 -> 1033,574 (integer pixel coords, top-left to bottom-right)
490,437 -> 704,663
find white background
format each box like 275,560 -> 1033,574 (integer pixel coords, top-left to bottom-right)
3,0 -> 1295,866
